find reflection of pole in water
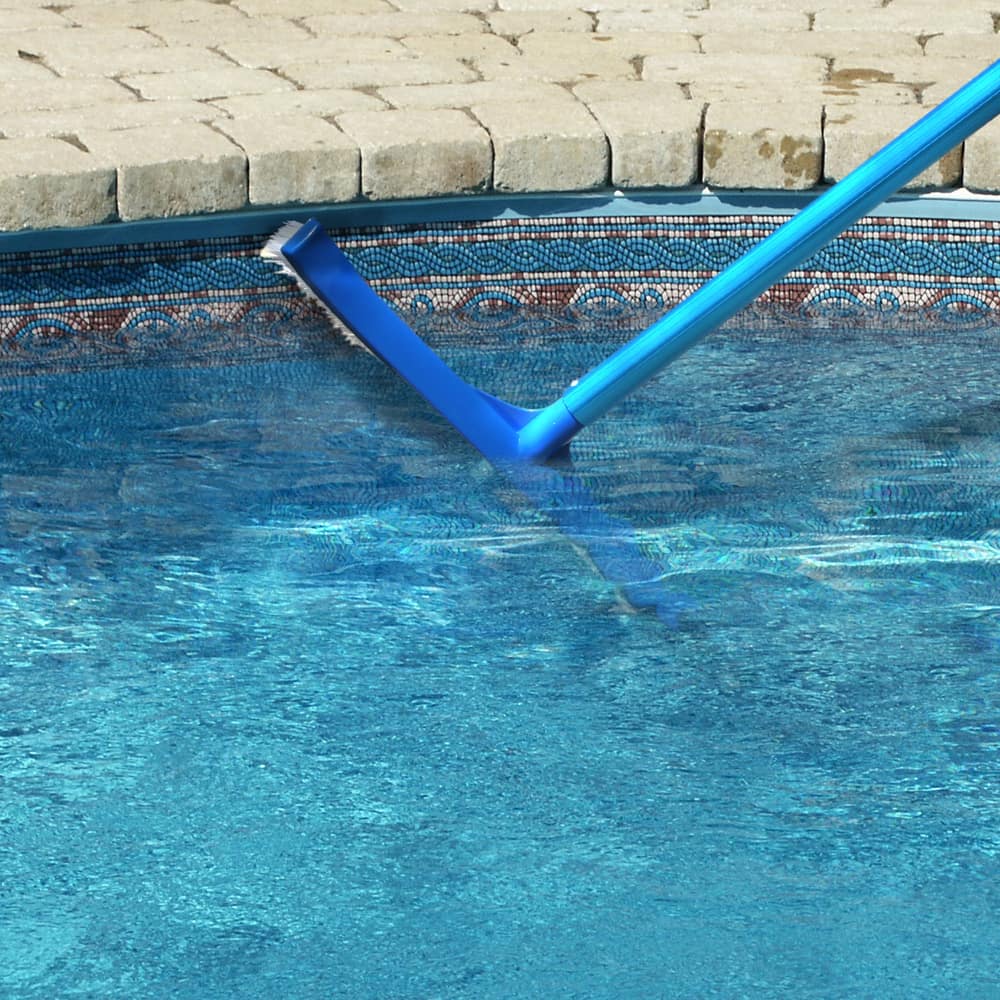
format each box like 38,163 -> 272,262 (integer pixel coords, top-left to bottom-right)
502,459 -> 694,629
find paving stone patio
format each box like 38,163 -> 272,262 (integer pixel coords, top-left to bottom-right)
0,0 -> 997,231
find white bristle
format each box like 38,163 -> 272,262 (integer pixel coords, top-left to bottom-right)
261,220 -> 368,352
261,220 -> 304,266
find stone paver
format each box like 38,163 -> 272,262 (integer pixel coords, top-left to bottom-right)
472,100 -> 608,193
336,109 -> 491,200
0,0 -> 997,231
79,124 -> 246,221
215,116 -> 360,206
378,80 -> 578,111
703,102 -> 822,190
824,106 -> 964,189
586,98 -> 702,189
964,117 -> 1000,194
0,137 -> 115,230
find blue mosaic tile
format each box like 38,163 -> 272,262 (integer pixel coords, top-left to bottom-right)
0,213 -> 997,373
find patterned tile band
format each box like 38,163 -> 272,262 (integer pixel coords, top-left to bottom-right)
1,214 -> 998,372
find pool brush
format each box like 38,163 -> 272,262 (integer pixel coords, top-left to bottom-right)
265,60 -> 1000,465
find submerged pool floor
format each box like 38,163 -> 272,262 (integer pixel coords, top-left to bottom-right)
2,309 -> 1000,998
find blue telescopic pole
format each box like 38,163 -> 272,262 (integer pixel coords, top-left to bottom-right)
556,60 -> 1000,430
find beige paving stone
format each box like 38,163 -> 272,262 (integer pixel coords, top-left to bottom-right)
472,101 -> 609,193
920,57 -> 1000,105
573,79 -> 689,106
924,34 -> 1000,61
813,6 -> 995,34
487,10 -> 595,37
709,0 -> 883,6
211,90 -> 387,121
587,98 -> 702,188
499,0 -> 707,8
218,36 -> 405,70
44,44 -> 232,79
379,80 -> 578,110
0,136 -> 116,230
829,57 -> 989,94
0,77 -> 136,113
0,53 -> 56,84
282,57 -> 476,91
7,27 -> 161,60
517,30 -> 700,63
821,80 -> 919,108
596,7 -> 810,33
496,0 -> 616,8
215,115 -> 359,206
824,106 -> 963,189
141,15 -> 311,48
473,47 -> 638,84
923,82 -> 995,109
233,0 -> 393,13
703,102 -> 822,190
699,30 -> 924,60
392,0 -> 496,9
61,0 -> 249,30
336,109 -> 491,200
963,116 -> 1000,194
304,13 -> 484,38
119,67 -> 294,102
646,54 -> 828,92
401,33 -> 521,62
79,123 -> 247,220
0,6 -> 71,30
1,99 -> 219,139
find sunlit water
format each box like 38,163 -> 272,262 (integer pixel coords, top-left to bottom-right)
2,308 -> 1000,998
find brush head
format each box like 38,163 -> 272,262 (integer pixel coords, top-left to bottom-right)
261,221 -> 368,351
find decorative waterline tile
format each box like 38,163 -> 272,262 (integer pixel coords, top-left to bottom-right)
0,214 -> 998,373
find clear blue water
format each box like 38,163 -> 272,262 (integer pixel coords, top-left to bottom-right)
2,308 -> 1000,998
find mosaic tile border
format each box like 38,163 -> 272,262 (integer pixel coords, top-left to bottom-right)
1,213 -> 998,373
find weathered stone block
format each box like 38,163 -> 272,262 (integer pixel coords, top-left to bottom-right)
516,30 -> 699,64
0,77 -> 136,113
137,15 -> 311,48
2,100 -> 218,139
646,54 -> 829,96
487,9 -> 595,36
79,123 -> 247,220
586,98 -> 702,188
703,102 -> 822,190
597,6 -> 810,32
824,106 -> 962,188
814,6 -> 995,33
282,57 -> 476,90
401,33 -> 521,62
336,109 -> 491,199
215,115 -> 360,205
303,12 -> 484,37
700,29 -> 923,60
211,90 -> 386,121
963,116 -> 1000,194
233,0 -> 393,14
393,0 -> 496,9
474,47 -> 637,85
43,44 -> 232,79
472,101 -> 609,193
0,137 -> 116,231
219,36 -> 404,70
119,67 -> 294,102
63,0 -> 249,30
379,80 -> 577,110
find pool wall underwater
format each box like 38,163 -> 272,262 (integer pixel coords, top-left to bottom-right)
1,192 -> 998,376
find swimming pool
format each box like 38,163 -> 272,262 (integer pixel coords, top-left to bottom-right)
2,203 -> 1000,997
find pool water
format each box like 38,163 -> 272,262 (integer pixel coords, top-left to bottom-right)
2,307 -> 1000,998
